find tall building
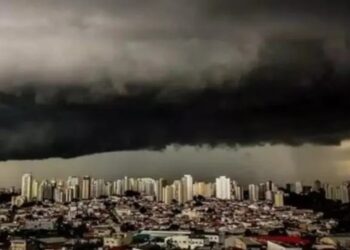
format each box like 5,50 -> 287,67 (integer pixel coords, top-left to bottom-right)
81,176 -> 91,200
265,190 -> 273,201
325,184 -> 336,200
155,178 -> 167,201
65,187 -> 74,203
38,180 -> 53,201
91,179 -> 105,198
123,176 -> 129,192
163,185 -> 174,204
129,178 -> 137,192
259,183 -> 267,200
113,180 -> 123,196
137,178 -> 155,196
215,176 -> 231,200
54,188 -> 65,203
248,184 -> 259,201
182,175 -> 193,202
234,185 -> 243,201
37,180 -> 45,201
340,184 -> 349,204
274,191 -> 284,207
72,185 -> 79,200
173,180 -> 184,203
295,181 -> 303,194
105,181 -> 112,197
31,179 -> 39,200
193,182 -> 213,198
266,180 -> 273,191
67,176 -> 79,187
21,173 -> 32,201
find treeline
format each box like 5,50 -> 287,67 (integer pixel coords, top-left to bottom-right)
284,189 -> 350,232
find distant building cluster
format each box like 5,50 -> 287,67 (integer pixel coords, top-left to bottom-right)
16,174 -> 289,208
0,174 -> 348,249
15,174 -> 350,208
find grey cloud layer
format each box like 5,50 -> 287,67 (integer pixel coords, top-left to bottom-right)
0,0 -> 349,91
0,1 -> 258,88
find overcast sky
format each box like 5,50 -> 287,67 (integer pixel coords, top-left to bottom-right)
0,0 -> 350,185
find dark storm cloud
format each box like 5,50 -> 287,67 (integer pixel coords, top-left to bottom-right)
0,0 -> 349,89
0,0 -> 350,159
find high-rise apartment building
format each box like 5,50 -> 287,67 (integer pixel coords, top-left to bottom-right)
155,178 -> 167,201
295,181 -> 303,194
215,176 -> 231,200
163,185 -> 174,204
248,184 -> 259,201
21,173 -> 32,201
173,180 -> 184,203
81,176 -> 91,200
182,175 -> 193,202
31,179 -> 39,200
274,191 -> 284,207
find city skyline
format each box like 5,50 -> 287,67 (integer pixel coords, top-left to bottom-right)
12,172 -> 350,205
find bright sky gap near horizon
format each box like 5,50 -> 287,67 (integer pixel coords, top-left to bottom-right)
2,142 -> 350,187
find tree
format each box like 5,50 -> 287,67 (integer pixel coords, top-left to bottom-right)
168,224 -> 180,230
121,223 -> 136,232
139,206 -> 147,214
124,190 -> 140,197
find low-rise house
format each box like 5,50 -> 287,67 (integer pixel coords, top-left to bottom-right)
267,241 -> 302,250
90,225 -> 113,237
321,235 -> 350,249
34,237 -> 67,250
104,232 -> 132,248
10,238 -> 26,250
226,237 -> 263,250
165,235 -> 208,249
203,233 -> 220,244
24,219 -> 55,230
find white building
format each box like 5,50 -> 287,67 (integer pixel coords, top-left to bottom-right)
215,176 -> 231,200
182,175 -> 193,202
248,184 -> 259,201
31,179 -> 39,200
163,185 -> 174,204
165,235 -> 208,249
67,176 -> 79,187
113,180 -> 123,196
173,180 -> 184,203
266,190 -> 273,201
21,173 -> 32,202
155,178 -> 166,201
81,176 -> 91,200
234,185 -> 243,201
295,181 -> 303,194
91,179 -> 105,198
340,184 -> 349,204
